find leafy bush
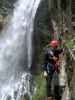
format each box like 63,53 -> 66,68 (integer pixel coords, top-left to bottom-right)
32,74 -> 46,100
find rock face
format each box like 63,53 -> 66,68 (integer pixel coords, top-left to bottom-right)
65,48 -> 75,99
0,0 -> 15,15
0,15 -> 4,30
20,94 -> 30,100
31,0 -> 54,73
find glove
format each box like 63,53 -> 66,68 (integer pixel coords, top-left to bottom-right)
53,56 -> 58,61
43,71 -> 48,78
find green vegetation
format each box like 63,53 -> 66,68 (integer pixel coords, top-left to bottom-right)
0,0 -> 15,16
65,33 -> 75,49
67,39 -> 75,49
32,74 -> 46,100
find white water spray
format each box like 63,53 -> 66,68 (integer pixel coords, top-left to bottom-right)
0,0 -> 41,99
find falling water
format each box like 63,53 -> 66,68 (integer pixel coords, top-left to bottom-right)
0,0 -> 41,99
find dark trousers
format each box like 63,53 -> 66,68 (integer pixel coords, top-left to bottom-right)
46,63 -> 55,97
46,73 -> 54,97
54,86 -> 61,100
54,85 -> 65,100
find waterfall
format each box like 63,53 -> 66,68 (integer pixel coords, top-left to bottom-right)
0,0 -> 41,99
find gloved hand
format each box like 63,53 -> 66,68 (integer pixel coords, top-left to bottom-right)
43,71 -> 48,78
53,56 -> 58,61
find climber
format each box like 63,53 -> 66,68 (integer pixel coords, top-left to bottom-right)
42,40 -> 63,100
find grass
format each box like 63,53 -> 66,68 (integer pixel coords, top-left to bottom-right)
32,73 -> 46,100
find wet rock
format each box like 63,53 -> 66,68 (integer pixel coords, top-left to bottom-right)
20,94 -> 30,100
6,95 -> 11,100
0,15 -> 4,30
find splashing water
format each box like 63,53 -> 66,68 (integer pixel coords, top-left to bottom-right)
1,73 -> 34,100
0,0 -> 41,99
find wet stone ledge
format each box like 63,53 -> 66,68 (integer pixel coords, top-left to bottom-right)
65,47 -> 75,99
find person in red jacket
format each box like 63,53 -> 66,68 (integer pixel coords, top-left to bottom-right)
42,40 -> 63,100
